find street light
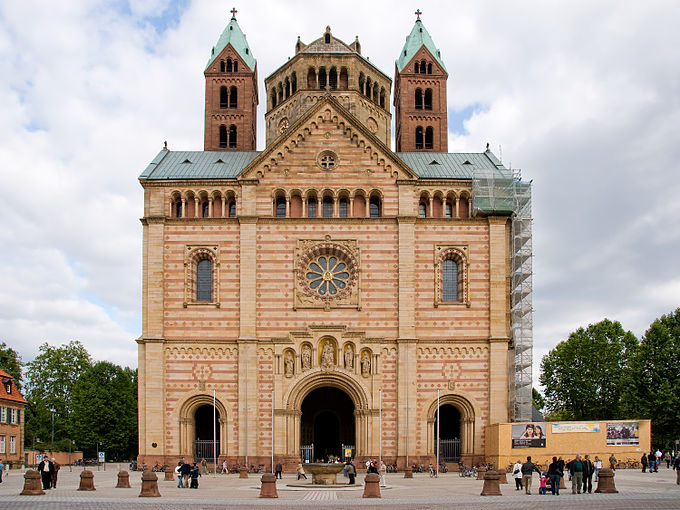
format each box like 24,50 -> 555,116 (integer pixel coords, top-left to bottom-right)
49,408 -> 56,448
97,442 -> 102,471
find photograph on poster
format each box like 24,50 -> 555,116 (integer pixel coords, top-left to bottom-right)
512,423 -> 546,448
606,422 -> 639,445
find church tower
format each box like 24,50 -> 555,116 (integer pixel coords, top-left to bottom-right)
394,11 -> 448,152
204,9 -> 258,150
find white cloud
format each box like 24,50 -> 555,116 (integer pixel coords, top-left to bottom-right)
0,1 -> 678,384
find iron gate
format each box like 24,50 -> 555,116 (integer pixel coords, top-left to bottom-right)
194,440 -> 219,459
300,444 -> 314,463
435,438 -> 460,462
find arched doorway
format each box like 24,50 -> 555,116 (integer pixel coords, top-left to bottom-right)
300,387 -> 355,461
194,404 -> 220,459
434,404 -> 461,461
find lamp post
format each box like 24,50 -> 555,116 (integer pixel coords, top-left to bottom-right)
69,439 -> 74,472
49,408 -> 56,448
97,442 -> 101,471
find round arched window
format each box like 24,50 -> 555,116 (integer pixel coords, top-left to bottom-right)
305,255 -> 350,296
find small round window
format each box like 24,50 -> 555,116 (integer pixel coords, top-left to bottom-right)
317,150 -> 338,171
305,255 -> 350,296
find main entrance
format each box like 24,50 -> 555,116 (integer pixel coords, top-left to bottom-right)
435,404 -> 461,462
300,387 -> 355,461
194,404 -> 220,459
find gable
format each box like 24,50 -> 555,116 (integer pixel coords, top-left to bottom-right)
239,96 -> 417,183
405,46 -> 448,77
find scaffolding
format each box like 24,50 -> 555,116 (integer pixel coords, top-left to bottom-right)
472,171 -> 533,422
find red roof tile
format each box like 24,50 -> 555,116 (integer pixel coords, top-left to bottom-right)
0,368 -> 27,404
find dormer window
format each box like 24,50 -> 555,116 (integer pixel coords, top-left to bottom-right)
2,378 -> 11,394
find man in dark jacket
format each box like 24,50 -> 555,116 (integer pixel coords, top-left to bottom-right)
582,454 -> 594,493
180,460 -> 192,488
547,456 -> 563,495
568,454 -> 584,493
37,456 -> 54,490
521,456 -> 542,495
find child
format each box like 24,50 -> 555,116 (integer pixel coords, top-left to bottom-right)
539,471 -> 548,495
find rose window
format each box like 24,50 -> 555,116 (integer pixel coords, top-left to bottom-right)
305,255 -> 350,296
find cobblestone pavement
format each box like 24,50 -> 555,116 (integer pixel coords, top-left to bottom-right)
0,465 -> 678,509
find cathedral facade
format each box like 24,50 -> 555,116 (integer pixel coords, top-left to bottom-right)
137,11 -> 532,469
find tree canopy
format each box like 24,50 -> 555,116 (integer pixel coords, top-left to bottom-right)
0,341 -> 23,390
539,319 -> 638,421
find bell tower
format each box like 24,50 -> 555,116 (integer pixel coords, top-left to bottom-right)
204,9 -> 258,151
394,10 -> 448,152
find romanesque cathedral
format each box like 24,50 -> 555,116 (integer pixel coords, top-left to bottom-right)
137,10 -> 533,469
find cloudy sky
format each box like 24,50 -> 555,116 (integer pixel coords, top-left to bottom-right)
1,0 -> 678,385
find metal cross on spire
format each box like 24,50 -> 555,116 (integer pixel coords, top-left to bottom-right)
415,9 -> 422,21
230,7 -> 237,20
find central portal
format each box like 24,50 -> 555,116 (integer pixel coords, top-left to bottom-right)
301,387 -> 355,460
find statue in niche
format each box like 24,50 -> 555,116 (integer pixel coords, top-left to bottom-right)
284,352 -> 294,377
321,341 -> 335,368
301,345 -> 312,371
344,345 -> 354,370
361,351 -> 371,376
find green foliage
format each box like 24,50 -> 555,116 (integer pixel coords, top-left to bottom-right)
24,341 -> 92,449
532,387 -> 545,412
71,362 -> 138,461
539,319 -> 638,420
623,308 -> 680,448
0,342 -> 23,390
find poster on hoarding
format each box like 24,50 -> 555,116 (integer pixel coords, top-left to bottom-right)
552,422 -> 600,433
512,423 -> 546,448
606,422 -> 639,445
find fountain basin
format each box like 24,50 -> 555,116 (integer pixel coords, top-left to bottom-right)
304,463 -> 346,485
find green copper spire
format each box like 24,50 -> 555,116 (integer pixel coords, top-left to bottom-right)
396,15 -> 446,73
205,9 -> 256,72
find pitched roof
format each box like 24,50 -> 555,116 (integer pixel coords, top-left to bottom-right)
396,19 -> 447,73
0,368 -> 27,405
139,150 -> 260,180
205,16 -> 256,72
396,152 -> 511,179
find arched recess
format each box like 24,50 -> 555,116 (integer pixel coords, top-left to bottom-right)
425,393 -> 478,459
178,393 -> 231,460
283,369 -> 371,457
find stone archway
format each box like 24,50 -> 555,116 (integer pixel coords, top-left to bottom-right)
178,394 -> 229,460
301,387 -> 355,460
426,394 -> 476,460
284,369 -> 371,458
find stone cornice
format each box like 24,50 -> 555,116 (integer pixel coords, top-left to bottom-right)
140,179 -> 240,188
488,336 -> 511,344
141,216 -> 165,225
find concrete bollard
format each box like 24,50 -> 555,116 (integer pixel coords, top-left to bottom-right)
363,473 -> 381,498
239,467 -> 249,479
259,473 -> 278,498
20,469 -> 45,496
139,470 -> 161,497
480,470 -> 502,496
116,470 -> 131,488
403,466 -> 413,478
476,466 -> 487,480
164,470 -> 174,481
78,470 -> 96,491
594,468 -> 618,494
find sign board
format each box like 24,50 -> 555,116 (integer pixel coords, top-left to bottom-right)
552,422 -> 600,433
344,448 -> 352,459
606,422 -> 639,446
511,423 -> 546,448
98,451 -> 105,462
36,453 -> 43,463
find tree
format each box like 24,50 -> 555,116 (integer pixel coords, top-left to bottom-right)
532,387 -> 545,413
539,319 -> 638,420
24,341 -> 92,450
71,362 -> 138,461
623,308 -> 680,448
0,342 -> 23,390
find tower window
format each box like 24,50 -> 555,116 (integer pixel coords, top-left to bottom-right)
415,89 -> 423,109
415,126 -> 424,149
233,60 -> 238,72
202,201 -> 209,218
307,67 -> 316,89
220,60 -> 225,72
196,259 -> 213,302
318,67 -> 327,89
219,125 -> 227,148
220,86 -> 228,108
275,196 -> 286,217
325,33 -> 330,44
425,127 -> 434,149
420,60 -> 426,73
226,58 -> 232,72
271,91 -> 277,108
228,125 -> 237,148
427,62 -> 433,74
291,72 -> 297,93
414,62 -> 419,73
229,86 -> 237,108
307,198 -> 317,218
424,88 -> 432,110
442,258 -> 459,301
323,197 -> 333,218
419,202 -> 427,218
445,202 -> 452,218
228,201 -> 236,217
369,196 -> 381,218
339,198 -> 348,218
329,67 -> 337,89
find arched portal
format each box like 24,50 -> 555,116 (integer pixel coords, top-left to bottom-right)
426,394 -> 476,462
434,404 -> 461,461
194,404 -> 220,458
178,394 -> 229,461
301,387 -> 355,461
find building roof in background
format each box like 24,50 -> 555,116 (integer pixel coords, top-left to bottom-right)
396,19 -> 447,73
205,15 -> 256,72
0,368 -> 27,405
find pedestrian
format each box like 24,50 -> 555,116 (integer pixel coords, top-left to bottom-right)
664,451 -> 671,469
568,454 -> 584,494
0,459 -> 4,484
275,462 -> 283,479
593,456 -> 602,481
221,460 -> 228,474
539,471 -> 548,495
37,456 -> 54,490
296,462 -> 307,480
346,460 -> 356,485
380,460 -> 387,487
512,459 -> 524,490
641,453 -> 648,472
200,458 -> 208,475
190,462 -> 200,488
180,459 -> 192,488
608,454 -> 617,472
673,453 -> 680,485
655,449 -> 662,472
175,461 -> 183,488
582,454 -> 594,494
51,458 -> 60,488
547,456 -> 562,495
521,456 -> 541,495
648,452 -> 656,473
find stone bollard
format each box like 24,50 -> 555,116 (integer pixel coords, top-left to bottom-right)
259,473 -> 278,498
164,470 -> 174,481
480,470 -> 502,496
239,467 -> 249,479
20,469 -> 45,496
403,466 -> 413,478
476,466 -> 487,480
78,470 -> 96,491
594,468 -> 618,494
139,470 -> 161,497
116,470 -> 131,488
497,470 -> 507,484
363,473 -> 381,498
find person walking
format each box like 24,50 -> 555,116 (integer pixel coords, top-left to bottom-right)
296,462 -> 307,480
221,460 -> 228,474
51,459 -> 60,488
641,453 -> 648,472
0,459 -> 4,484
521,456 -> 541,495
673,453 -> 680,485
582,454 -> 594,494
275,462 -> 283,479
594,456 -> 602,481
648,452 -> 656,473
200,458 -> 208,475
180,459 -> 192,488
346,460 -> 356,485
37,456 -> 54,490
175,461 -> 183,488
569,454 -> 584,494
512,459 -> 524,490
190,462 -> 201,488
547,456 -> 562,495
